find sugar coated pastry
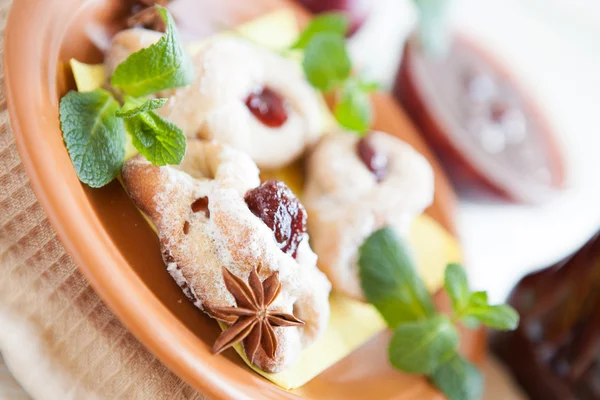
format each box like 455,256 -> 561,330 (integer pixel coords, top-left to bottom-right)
121,140 -> 331,372
160,37 -> 324,169
303,131 -> 434,300
105,30 -> 324,169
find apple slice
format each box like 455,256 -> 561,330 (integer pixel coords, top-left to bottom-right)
395,35 -> 565,204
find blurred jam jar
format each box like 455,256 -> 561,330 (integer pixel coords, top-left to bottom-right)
394,35 -> 565,204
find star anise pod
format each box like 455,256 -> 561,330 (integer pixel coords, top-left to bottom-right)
206,265 -> 304,363
128,0 -> 171,32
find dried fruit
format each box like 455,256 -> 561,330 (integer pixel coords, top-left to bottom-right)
245,180 -> 307,258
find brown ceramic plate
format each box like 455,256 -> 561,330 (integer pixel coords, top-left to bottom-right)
4,0 -> 484,398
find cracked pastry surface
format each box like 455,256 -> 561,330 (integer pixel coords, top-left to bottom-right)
104,31 -> 324,169
121,140 -> 331,373
303,131 -> 435,300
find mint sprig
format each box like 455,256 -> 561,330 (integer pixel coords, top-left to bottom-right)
359,227 -> 519,400
445,264 -> 519,331
292,13 -> 349,50
111,6 -> 194,97
389,315 -> 458,374
359,228 -> 435,327
302,32 -> 351,91
59,89 -> 126,188
334,77 -> 377,133
60,7 -> 190,188
118,98 -> 186,166
116,97 -> 168,118
431,353 -> 483,400
295,13 -> 377,134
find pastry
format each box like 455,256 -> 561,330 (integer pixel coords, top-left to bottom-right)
104,31 -> 324,169
121,140 -> 331,372
303,131 -> 434,300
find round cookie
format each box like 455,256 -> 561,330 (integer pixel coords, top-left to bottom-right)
303,131 -> 435,300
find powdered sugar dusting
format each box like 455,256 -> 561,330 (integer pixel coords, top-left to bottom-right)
121,141 -> 331,373
304,131 -> 434,300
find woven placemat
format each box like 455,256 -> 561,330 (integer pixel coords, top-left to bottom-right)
0,0 -> 527,398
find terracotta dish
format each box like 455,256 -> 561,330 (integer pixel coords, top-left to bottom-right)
4,0 -> 484,398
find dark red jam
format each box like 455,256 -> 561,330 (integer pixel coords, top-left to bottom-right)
493,232 -> 600,400
356,135 -> 388,182
245,87 -> 289,128
395,36 -> 564,204
244,180 -> 307,258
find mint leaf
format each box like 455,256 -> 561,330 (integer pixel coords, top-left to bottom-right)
467,304 -> 519,331
334,80 -> 372,133
122,108 -> 186,166
302,32 -> 351,91
116,98 -> 168,118
59,89 -> 125,188
444,263 -> 470,312
293,13 -> 349,49
359,227 -> 436,328
469,291 -> 488,307
430,353 -> 483,400
389,316 -> 459,374
358,80 -> 380,92
111,6 -> 194,97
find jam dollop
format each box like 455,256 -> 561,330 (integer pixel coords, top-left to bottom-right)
356,135 -> 388,182
245,87 -> 289,128
244,180 -> 306,258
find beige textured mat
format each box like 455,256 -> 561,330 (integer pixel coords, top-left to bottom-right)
0,1 -> 205,398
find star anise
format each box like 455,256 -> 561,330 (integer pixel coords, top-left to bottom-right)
206,265 -> 304,363
128,0 -> 171,32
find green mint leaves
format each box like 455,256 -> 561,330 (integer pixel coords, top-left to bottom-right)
359,227 -> 519,400
296,12 -> 376,134
59,89 -> 126,188
445,264 -> 519,331
334,77 -> 377,133
444,263 -> 470,311
60,7 -> 190,188
111,6 -> 194,97
116,97 -> 168,118
389,315 -> 458,374
302,33 -> 351,91
293,13 -> 349,50
118,98 -> 186,166
359,228 -> 435,327
431,353 -> 483,400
